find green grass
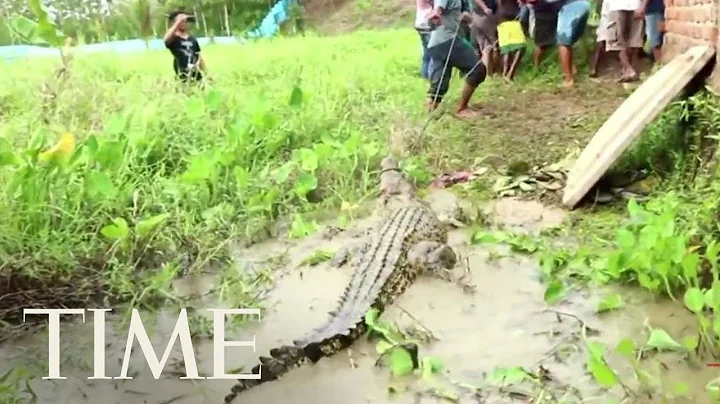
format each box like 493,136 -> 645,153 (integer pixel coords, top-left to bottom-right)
0,29 -> 479,327
0,28 -> 633,330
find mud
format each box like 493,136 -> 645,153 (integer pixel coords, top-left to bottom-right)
0,195 -> 713,404
484,197 -> 567,234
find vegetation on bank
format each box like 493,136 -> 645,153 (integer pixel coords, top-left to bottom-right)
0,29 -> 445,329
0,0 -> 305,46
5,1 -> 720,400
470,90 -> 720,400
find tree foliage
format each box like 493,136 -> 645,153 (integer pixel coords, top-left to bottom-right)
0,0 -> 274,45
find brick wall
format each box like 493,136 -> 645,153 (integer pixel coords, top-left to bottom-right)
663,0 -> 717,62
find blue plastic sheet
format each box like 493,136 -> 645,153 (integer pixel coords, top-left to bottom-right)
0,0 -> 294,61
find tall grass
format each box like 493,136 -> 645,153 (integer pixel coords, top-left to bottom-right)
0,29 -> 438,324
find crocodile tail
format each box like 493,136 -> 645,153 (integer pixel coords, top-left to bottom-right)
223,344 -> 306,403
223,318 -> 368,403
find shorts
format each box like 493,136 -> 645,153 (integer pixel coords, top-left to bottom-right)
556,0 -> 591,46
606,9 -> 645,51
645,12 -> 664,48
497,20 -> 527,54
532,9 -> 558,48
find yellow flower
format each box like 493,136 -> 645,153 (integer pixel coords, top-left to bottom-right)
38,132 -> 75,163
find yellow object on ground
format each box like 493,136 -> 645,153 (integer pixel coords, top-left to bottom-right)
38,132 -> 76,163
497,20 -> 526,55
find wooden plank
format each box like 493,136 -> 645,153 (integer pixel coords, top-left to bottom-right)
562,45 -> 715,209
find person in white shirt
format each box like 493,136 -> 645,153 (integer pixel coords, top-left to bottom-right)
415,0 -> 435,80
605,0 -> 645,82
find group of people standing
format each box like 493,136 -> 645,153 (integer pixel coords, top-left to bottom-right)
415,0 -> 665,116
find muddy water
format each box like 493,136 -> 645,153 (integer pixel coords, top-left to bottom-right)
0,197 -> 714,403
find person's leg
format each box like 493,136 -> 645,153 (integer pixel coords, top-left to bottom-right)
426,42 -> 454,111
589,41 -> 605,77
607,10 -> 635,80
452,39 -> 487,116
508,48 -> 524,79
591,5 -> 609,77
645,12 -> 663,63
556,0 -> 591,87
498,20 -> 526,80
420,32 -> 431,79
625,11 -> 645,79
532,11 -> 557,67
502,53 -> 510,77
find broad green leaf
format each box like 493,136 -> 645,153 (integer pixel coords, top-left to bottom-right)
487,366 -> 530,385
9,15 -> 38,42
28,0 -> 64,46
273,161 -> 295,184
365,308 -> 380,327
586,356 -> 619,388
296,148 -> 318,172
85,171 -> 117,200
421,356 -> 444,378
596,294 -> 623,313
683,288 -> 705,313
295,173 -> 318,196
586,341 -> 606,360
646,329 -> 684,351
615,338 -> 635,361
626,198 -> 642,219
136,213 -> 170,238
543,279 -> 565,304
182,154 -> 215,183
100,218 -> 129,240
387,347 -> 415,377
298,250 -> 332,267
616,228 -> 635,250
682,335 -> 698,351
470,230 -> 498,244
682,252 -> 700,285
0,138 -> 19,166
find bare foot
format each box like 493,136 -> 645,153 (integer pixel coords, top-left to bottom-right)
589,69 -> 597,78
454,108 -> 478,119
562,79 -> 575,88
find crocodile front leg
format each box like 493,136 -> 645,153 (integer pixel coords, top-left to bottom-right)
407,240 -> 457,281
330,241 -> 370,268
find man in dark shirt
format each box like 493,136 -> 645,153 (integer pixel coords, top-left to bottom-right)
164,11 -> 207,83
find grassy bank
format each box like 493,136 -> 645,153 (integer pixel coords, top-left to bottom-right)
0,30 -> 430,326
1,27 -> 631,331
483,90 -> 720,399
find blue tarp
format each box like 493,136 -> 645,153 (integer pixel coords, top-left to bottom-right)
0,0 -> 294,61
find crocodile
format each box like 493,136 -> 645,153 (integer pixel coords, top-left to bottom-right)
223,156 -> 457,403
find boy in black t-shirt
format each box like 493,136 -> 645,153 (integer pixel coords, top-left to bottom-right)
163,11 -> 208,83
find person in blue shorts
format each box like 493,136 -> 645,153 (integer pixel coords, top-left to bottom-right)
523,0 -> 591,87
639,0 -> 665,63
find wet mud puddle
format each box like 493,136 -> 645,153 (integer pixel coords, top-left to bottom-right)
0,197 -> 713,403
